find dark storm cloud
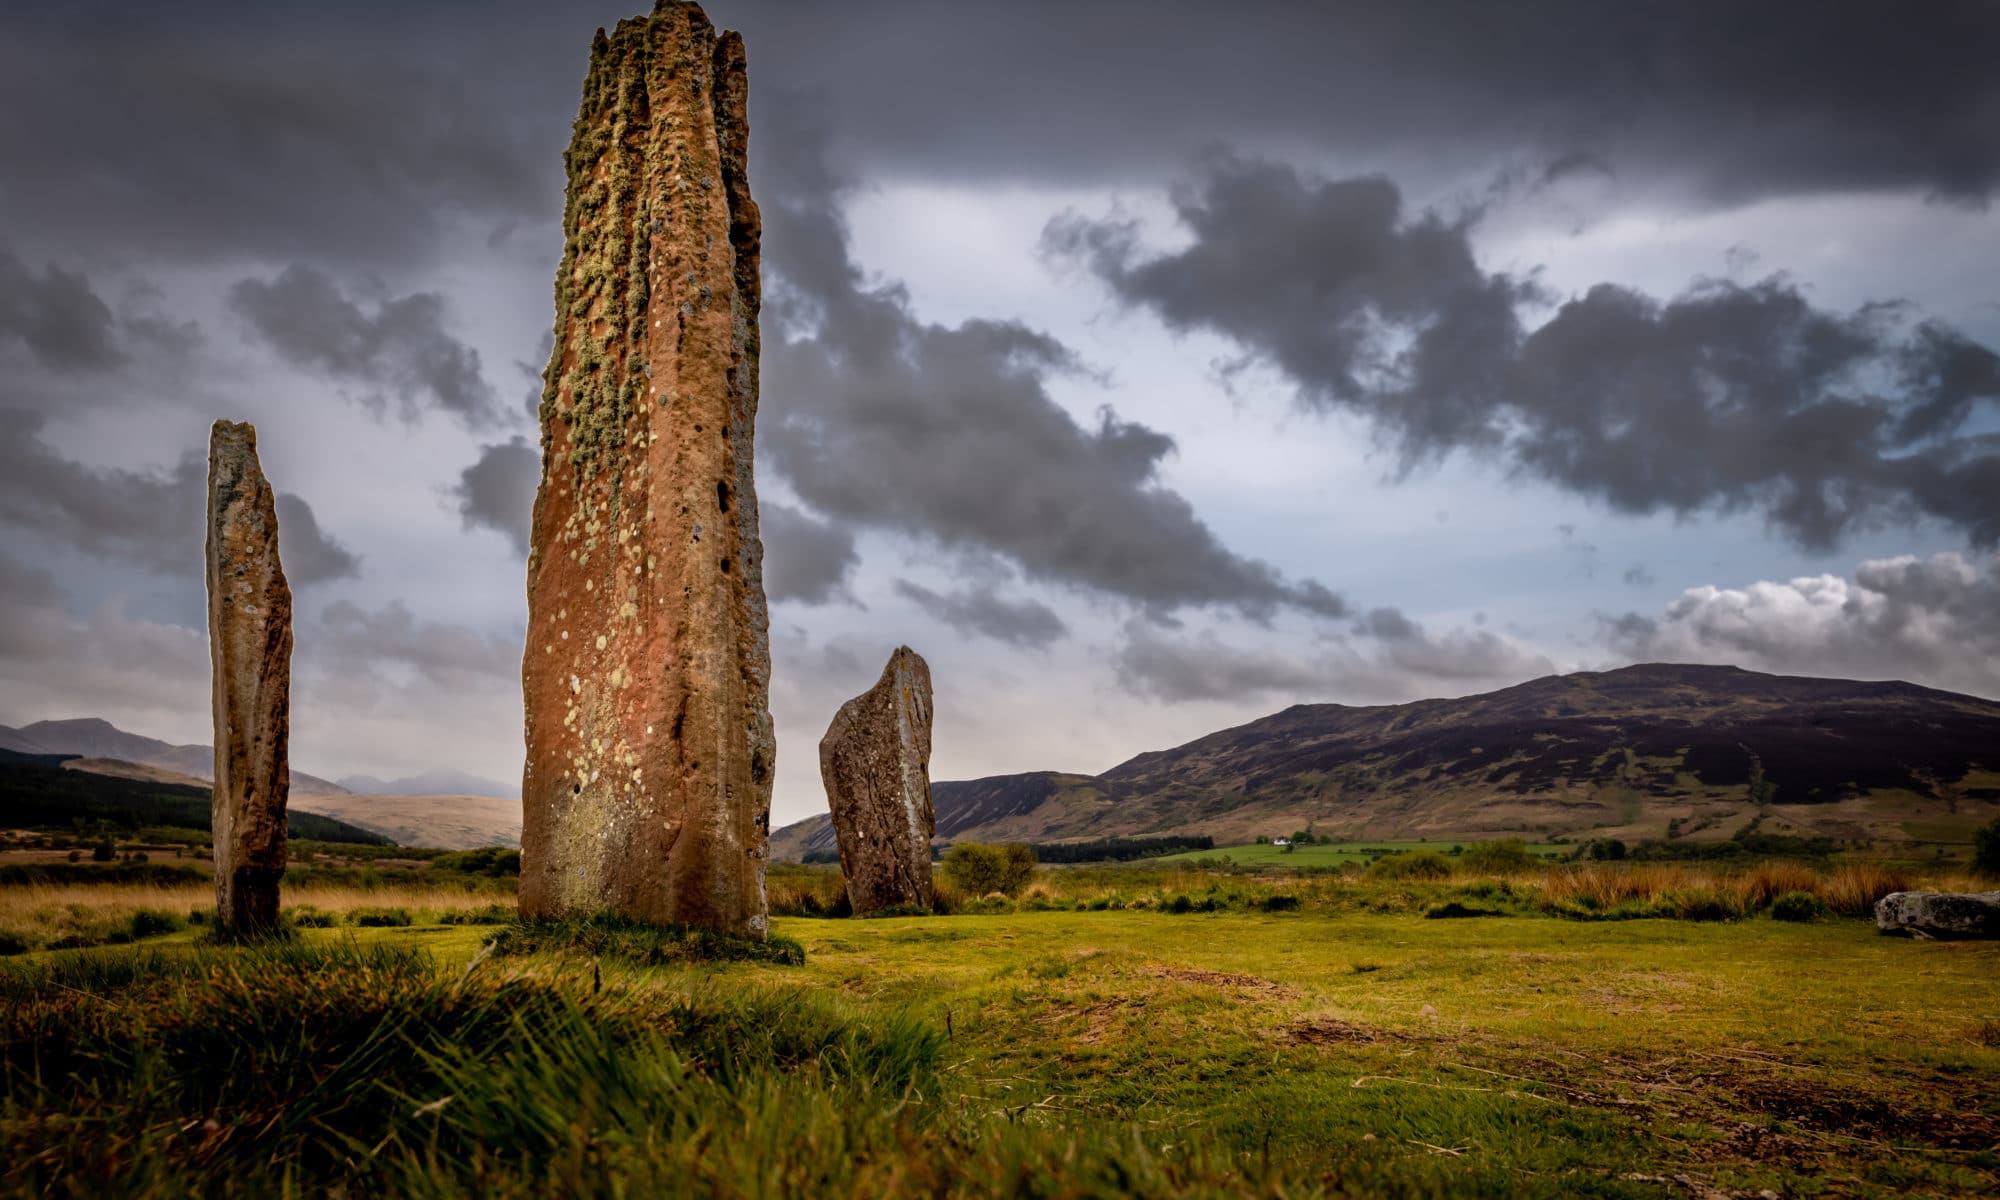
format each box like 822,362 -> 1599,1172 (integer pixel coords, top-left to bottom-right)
0,413 -> 358,585
893,580 -> 1067,649
1050,155 -> 2000,550
762,503 -> 860,606
228,266 -> 503,429
0,4 -> 566,264
723,0 -> 2000,205
758,113 -> 1346,623
452,437 -> 540,556
8,0 -> 1986,279
0,248 -> 124,371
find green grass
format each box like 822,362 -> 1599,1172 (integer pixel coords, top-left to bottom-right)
2,895 -> 1995,1195
1149,839 -> 1570,868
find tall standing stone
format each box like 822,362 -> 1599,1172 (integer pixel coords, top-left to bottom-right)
820,647 -> 936,914
206,420 -> 292,937
520,1 -> 773,937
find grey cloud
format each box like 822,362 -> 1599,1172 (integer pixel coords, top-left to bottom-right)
0,412 -> 358,585
453,436 -> 539,556
0,248 -> 123,371
1114,609 -> 1552,705
229,265 -> 502,428
1052,155 -> 2000,550
1604,551 -> 2000,699
1622,564 -> 1656,587
763,503 -> 860,606
760,112 -> 1345,623
315,600 -> 518,687
894,580 -> 1067,648
273,493 -> 363,585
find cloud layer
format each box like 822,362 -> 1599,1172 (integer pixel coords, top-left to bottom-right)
1051,155 -> 2000,550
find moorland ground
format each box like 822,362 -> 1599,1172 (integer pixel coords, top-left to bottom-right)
2,847 -> 1996,1198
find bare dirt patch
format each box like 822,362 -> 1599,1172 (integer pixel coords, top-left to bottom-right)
1284,1016 -> 1402,1046
1144,965 -> 1299,997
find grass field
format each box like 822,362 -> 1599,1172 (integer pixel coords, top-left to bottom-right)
2,868 -> 1996,1197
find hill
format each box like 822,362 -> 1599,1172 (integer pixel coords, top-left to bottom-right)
769,663 -> 2000,860
337,769 -> 517,801
290,793 -> 521,851
0,759 -> 389,845
0,718 -> 349,798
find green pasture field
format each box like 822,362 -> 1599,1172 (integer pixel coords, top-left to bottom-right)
1146,838 -> 1571,868
3,894 -> 1994,1197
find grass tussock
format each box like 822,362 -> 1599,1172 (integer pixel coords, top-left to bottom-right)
0,939 -> 946,1195
487,913 -> 807,967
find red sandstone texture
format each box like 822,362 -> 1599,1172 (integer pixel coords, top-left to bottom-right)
821,648 -> 936,914
205,420 -> 293,936
519,1 -> 773,937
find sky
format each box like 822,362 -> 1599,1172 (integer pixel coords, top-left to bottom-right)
1,0 -> 1996,825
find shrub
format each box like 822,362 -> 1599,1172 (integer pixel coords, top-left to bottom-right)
1424,901 -> 1501,919
0,930 -> 28,956
1366,851 -> 1452,882
127,909 -> 186,939
1258,894 -> 1300,913
287,907 -> 340,928
940,843 -> 1036,897
90,838 -> 116,862
349,907 -> 414,928
1770,891 -> 1825,922
1459,838 -> 1534,874
1162,894 -> 1194,914
440,904 -> 515,926
430,847 -> 522,877
1974,817 -> 2000,880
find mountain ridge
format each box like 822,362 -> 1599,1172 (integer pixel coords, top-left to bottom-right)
769,663 -> 2000,860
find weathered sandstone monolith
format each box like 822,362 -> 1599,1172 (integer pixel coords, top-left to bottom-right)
820,647 -> 936,914
519,1 -> 773,937
206,420 -> 292,937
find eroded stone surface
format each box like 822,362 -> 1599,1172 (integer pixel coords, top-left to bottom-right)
1876,890 -> 2000,939
520,1 -> 773,937
206,420 -> 292,936
821,647 -> 935,914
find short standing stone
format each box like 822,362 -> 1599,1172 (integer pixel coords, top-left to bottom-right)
206,420 -> 293,937
519,1 -> 774,937
1875,890 -> 2000,939
820,647 -> 935,914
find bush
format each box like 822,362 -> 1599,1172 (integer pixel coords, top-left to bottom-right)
1424,901 -> 1502,919
1258,894 -> 1300,913
127,909 -> 186,939
90,838 -> 116,862
1460,838 -> 1535,874
1974,817 -> 2000,879
440,904 -> 515,926
1770,891 -> 1825,923
430,847 -> 522,877
940,843 -> 1036,897
1366,851 -> 1452,882
349,907 -> 413,928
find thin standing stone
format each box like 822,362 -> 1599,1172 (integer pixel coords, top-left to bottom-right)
206,419 -> 293,937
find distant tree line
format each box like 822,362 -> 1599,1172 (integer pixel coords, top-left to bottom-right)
1023,835 -> 1214,864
